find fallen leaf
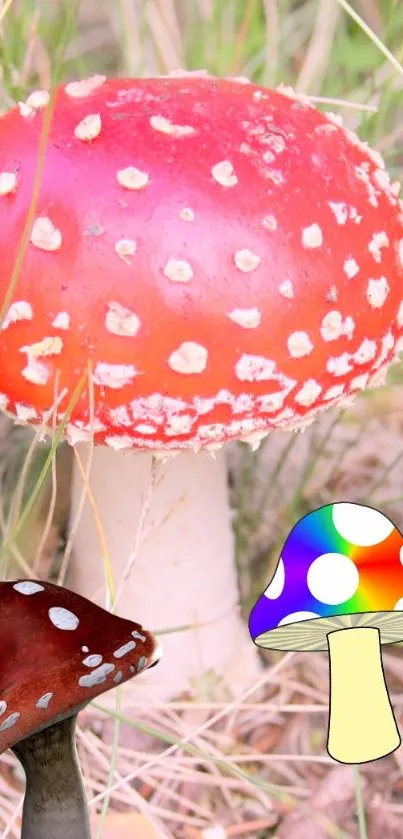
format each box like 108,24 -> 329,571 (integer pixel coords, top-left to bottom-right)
367,805 -> 403,839
275,767 -> 356,839
91,812 -> 161,839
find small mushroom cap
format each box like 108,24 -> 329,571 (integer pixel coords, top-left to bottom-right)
249,502 -> 403,651
0,76 -> 402,452
0,580 -> 161,754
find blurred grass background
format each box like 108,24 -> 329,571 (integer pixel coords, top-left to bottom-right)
0,1 -> 403,837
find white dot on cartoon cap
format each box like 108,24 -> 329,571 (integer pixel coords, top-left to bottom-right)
307,552 -> 359,605
332,503 -> 394,547
395,597 -> 403,611
278,610 -> 320,626
264,558 -> 285,600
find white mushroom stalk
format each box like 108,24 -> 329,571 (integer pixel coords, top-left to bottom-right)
0,75 -> 402,700
70,446 -> 257,699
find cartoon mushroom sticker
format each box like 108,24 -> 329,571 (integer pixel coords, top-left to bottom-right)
249,501 -> 403,764
0,75 -> 402,698
0,578 -> 161,838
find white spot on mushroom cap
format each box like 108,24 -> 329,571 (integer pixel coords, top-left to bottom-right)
93,362 -> 139,389
307,552 -> 359,605
368,232 -> 389,263
211,160 -> 238,187
278,280 -> 294,299
137,656 -> 148,671
13,581 -> 44,595
354,339 -> 377,364
302,224 -> 323,249
74,113 -> 102,141
234,249 -> 261,272
22,358 -> 50,385
235,354 -> 276,382
320,311 -> 355,342
15,403 -> 38,423
113,640 -> 136,658
278,611 -> 320,627
332,503 -> 394,546
179,207 -> 195,222
344,258 -> 360,279
0,172 -> 17,195
168,342 -> 208,375
20,337 -> 63,357
25,90 -> 50,110
31,217 -> 62,252
132,630 -> 147,642
1,301 -> 33,331
134,423 -> 157,435
78,663 -> 115,688
114,671 -> 123,684
294,379 -> 322,406
0,702 -> 7,716
18,101 -> 35,117
0,712 -> 20,731
327,353 -> 353,376
115,239 -> 136,261
48,606 -> 79,631
163,258 -> 194,283
166,415 -> 194,435
35,692 -> 53,710
328,202 -> 349,225
228,308 -> 261,329
264,558 -> 285,599
65,75 -> 106,98
149,114 -> 195,137
367,277 -> 390,309
262,215 -> 277,231
117,167 -> 149,190
105,302 -> 140,337
52,312 -> 70,330
82,654 -> 103,668
287,331 -> 313,358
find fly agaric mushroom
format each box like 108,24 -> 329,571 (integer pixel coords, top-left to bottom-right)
0,578 -> 161,839
0,74 -> 402,699
249,502 -> 403,764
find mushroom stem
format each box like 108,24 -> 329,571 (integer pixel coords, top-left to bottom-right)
68,446 -> 259,700
12,714 -> 90,839
327,626 -> 400,764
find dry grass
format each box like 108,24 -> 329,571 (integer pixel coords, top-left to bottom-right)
0,0 -> 403,836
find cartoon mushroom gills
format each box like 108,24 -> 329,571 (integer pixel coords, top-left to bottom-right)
327,626 -> 400,764
12,714 -> 90,839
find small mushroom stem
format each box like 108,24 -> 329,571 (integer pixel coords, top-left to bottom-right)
68,446 -> 259,700
327,626 -> 400,764
12,714 -> 90,839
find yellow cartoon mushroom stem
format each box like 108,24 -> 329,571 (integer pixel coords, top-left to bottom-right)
327,626 -> 400,764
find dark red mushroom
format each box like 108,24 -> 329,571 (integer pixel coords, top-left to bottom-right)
0,579 -> 161,838
0,73 -> 402,698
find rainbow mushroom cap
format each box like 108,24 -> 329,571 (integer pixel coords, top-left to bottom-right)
0,579 -> 161,839
0,74 -> 403,698
249,502 -> 403,764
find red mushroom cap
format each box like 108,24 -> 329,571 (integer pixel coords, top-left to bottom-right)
0,74 -> 402,451
0,579 -> 161,753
